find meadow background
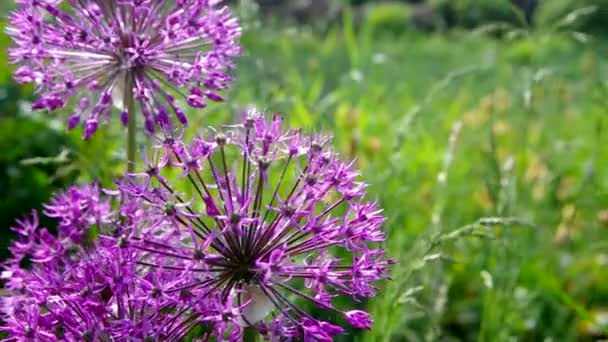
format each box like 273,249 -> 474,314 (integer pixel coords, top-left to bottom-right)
1,0 -> 608,340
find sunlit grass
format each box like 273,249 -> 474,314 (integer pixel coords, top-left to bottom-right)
209,16 -> 607,341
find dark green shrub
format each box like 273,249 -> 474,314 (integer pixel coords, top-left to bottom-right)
431,0 -> 523,28
0,116 -> 78,260
536,0 -> 608,35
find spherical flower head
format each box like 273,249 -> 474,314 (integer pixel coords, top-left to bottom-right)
43,182 -> 112,243
118,109 -> 392,340
1,185 -> 224,341
7,0 -> 241,139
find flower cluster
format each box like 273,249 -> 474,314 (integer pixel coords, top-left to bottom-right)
2,183 -> 111,291
5,0 -> 392,340
1,112 -> 391,341
0,184 -> 124,340
1,208 -> 213,341
7,0 -> 240,138
1,184 -> 241,341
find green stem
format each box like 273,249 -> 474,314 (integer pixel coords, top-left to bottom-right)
243,326 -> 258,342
124,74 -> 136,172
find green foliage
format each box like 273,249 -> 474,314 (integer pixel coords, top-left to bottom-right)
535,0 -> 608,34
431,0 -> 524,28
363,2 -> 413,36
0,115 -> 78,259
227,17 -> 608,340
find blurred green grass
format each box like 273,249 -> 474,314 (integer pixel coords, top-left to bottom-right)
1,3 -> 608,341
220,13 -> 608,341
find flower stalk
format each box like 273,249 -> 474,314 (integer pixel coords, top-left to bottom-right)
124,73 -> 136,172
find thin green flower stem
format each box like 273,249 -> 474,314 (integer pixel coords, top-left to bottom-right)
124,73 -> 137,172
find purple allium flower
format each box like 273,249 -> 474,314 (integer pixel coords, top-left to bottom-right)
0,185 -> 116,340
1,111 -> 391,341
1,186 -> 228,341
7,0 -> 240,138
116,109 -> 392,340
2,184 -> 110,277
